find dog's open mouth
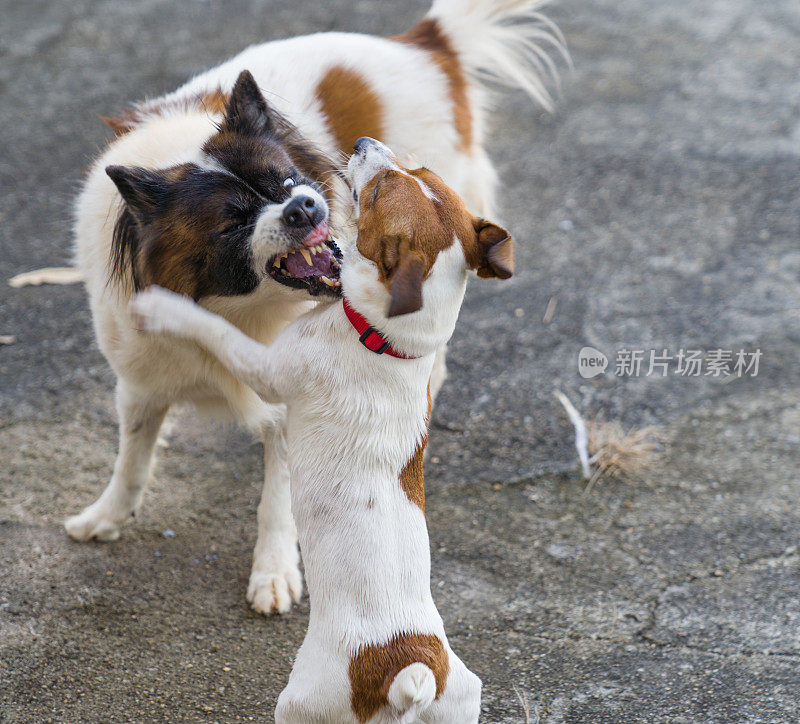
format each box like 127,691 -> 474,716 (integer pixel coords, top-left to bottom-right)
267,224 -> 342,297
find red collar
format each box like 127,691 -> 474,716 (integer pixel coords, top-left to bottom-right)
342,298 -> 418,359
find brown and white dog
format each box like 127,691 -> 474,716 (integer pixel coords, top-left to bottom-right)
130,137 -> 513,723
66,0 -> 563,615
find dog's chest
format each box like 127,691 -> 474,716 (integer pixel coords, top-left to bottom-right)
290,377 -> 425,470
283,346 -> 430,490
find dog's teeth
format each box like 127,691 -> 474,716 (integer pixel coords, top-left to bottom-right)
321,276 -> 335,286
300,249 -> 312,265
310,246 -> 318,256
272,258 -> 281,268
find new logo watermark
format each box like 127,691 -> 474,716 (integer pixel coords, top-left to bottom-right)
578,346 -> 609,378
577,347 -> 762,378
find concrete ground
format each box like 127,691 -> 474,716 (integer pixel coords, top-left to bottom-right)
1,0 -> 799,721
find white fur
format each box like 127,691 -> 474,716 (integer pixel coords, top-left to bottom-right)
428,0 -> 568,110
68,0 -> 562,614
388,664 -> 438,723
129,146 -> 484,722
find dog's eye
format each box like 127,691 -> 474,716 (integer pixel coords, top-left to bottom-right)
282,178 -> 296,188
224,221 -> 252,236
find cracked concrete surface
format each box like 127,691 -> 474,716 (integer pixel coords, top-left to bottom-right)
1,0 -> 799,721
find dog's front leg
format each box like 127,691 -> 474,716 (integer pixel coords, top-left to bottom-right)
247,410 -> 303,615
65,380 -> 168,541
130,287 -> 287,403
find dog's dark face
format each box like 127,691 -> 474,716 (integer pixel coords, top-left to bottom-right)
107,71 -> 342,300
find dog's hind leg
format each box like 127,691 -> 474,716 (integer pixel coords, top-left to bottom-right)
247,409 -> 302,615
420,652 -> 481,724
65,380 -> 168,542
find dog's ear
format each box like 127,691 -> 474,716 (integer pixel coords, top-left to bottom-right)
106,165 -> 170,222
385,237 -> 427,318
473,219 -> 514,280
221,70 -> 274,137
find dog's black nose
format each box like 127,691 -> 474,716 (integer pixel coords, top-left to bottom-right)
354,137 -> 373,155
282,195 -> 322,228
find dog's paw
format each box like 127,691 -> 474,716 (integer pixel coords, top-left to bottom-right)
64,502 -> 124,542
129,286 -> 191,336
247,563 -> 303,615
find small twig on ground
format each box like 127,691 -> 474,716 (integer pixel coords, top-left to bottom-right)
554,390 -> 591,478
542,296 -> 557,324
8,267 -> 83,287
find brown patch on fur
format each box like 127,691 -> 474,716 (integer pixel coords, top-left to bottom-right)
102,89 -> 230,137
315,66 -> 386,156
349,632 -> 449,722
398,382 -> 432,511
100,113 -> 139,137
394,18 -> 472,153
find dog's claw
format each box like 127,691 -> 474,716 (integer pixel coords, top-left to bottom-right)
247,568 -> 303,615
65,504 -> 124,542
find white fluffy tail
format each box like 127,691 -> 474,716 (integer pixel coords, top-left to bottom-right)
426,0 -> 569,111
387,663 -> 437,723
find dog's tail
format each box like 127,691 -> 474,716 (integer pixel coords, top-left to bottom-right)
386,662 -> 437,722
422,0 -> 568,111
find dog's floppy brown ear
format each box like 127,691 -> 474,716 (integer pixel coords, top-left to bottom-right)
474,220 -> 514,280
222,70 -> 274,137
387,238 -> 427,318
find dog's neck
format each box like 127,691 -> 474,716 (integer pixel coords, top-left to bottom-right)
339,243 -> 468,359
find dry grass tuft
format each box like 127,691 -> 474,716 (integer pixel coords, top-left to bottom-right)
554,390 -> 663,492
586,419 -> 662,491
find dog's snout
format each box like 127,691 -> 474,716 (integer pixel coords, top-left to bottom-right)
283,195 -> 322,228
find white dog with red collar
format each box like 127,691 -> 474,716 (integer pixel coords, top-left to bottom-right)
130,138 -> 514,722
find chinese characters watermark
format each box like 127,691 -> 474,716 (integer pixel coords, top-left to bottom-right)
578,346 -> 761,379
